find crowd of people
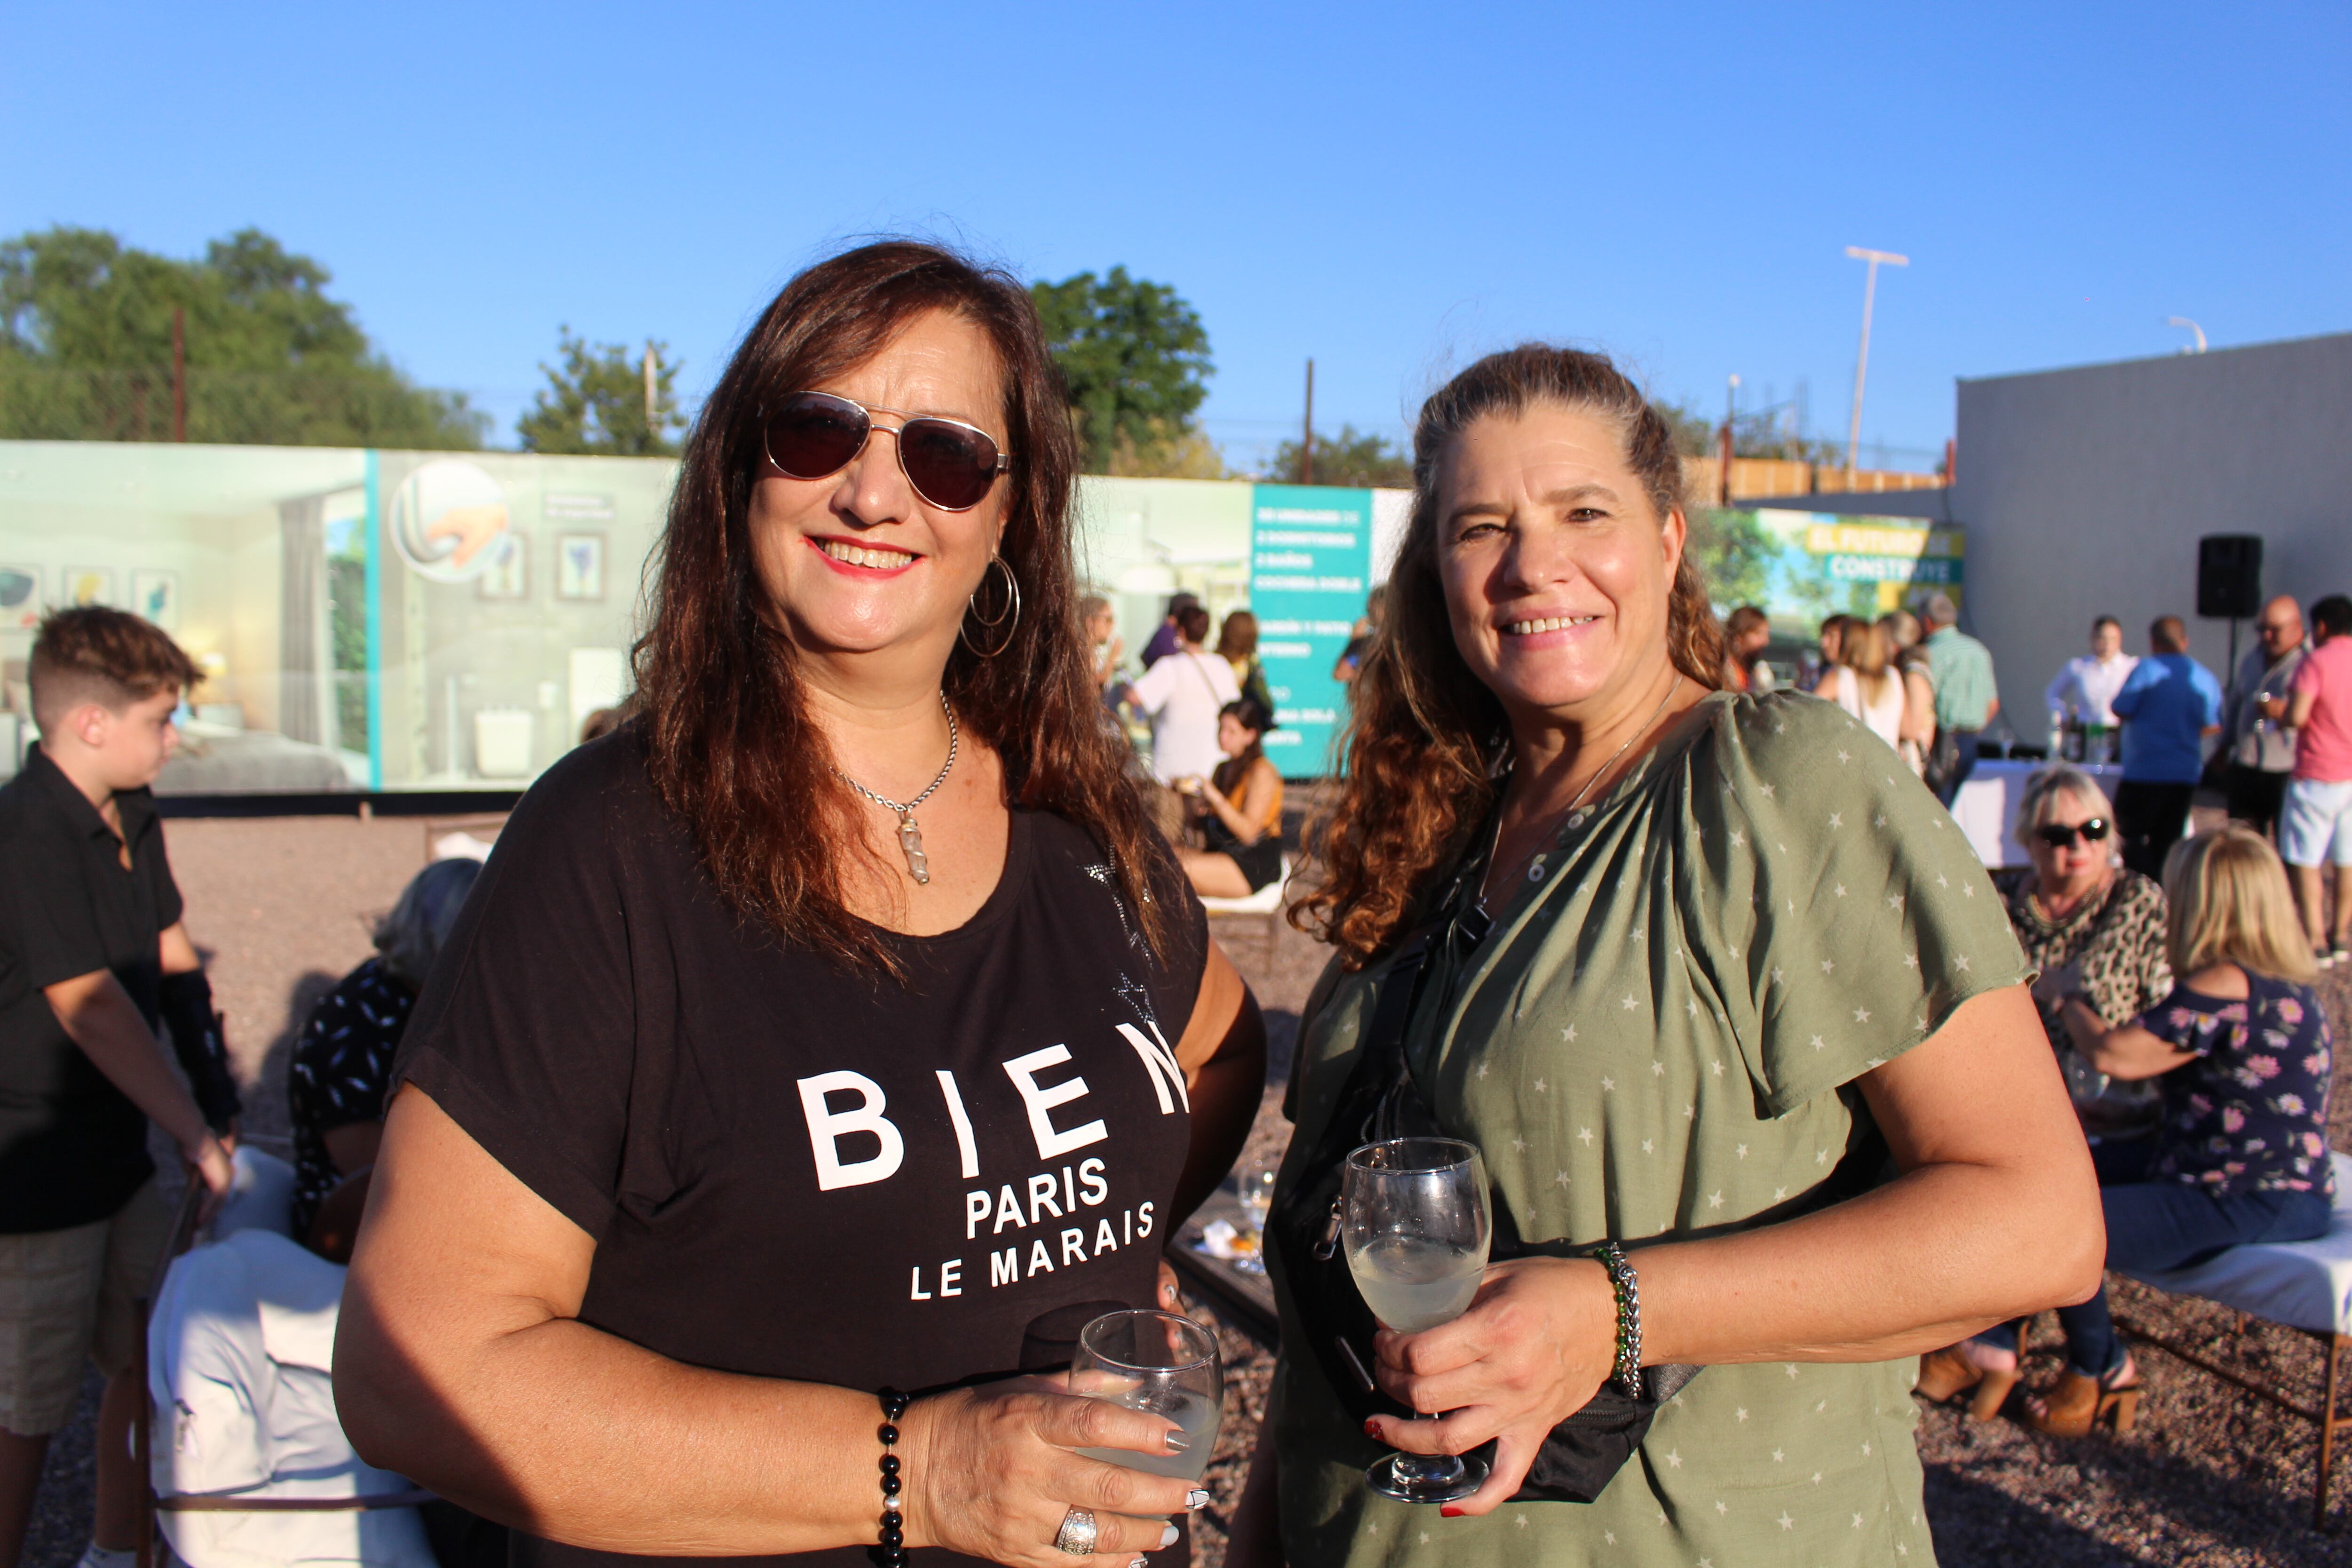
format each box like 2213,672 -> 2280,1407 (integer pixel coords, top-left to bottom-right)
0,235 -> 2343,1568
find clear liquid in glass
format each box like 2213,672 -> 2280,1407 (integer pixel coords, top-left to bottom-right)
1347,1233 -> 1486,1333
1069,1308 -> 1223,1485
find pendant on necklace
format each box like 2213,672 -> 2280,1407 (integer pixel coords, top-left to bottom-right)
897,811 -> 930,885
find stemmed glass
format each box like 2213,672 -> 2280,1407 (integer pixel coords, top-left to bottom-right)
1069,1309 -> 1223,1482
1343,1137 -> 1493,1504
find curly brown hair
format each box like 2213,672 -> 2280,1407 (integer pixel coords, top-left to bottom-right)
635,240 -> 1176,973
1290,345 -> 1724,968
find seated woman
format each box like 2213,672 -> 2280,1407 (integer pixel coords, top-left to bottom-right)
1920,825 -> 2330,1433
1175,697 -> 1282,898
288,857 -> 481,1259
2001,765 -> 2173,1139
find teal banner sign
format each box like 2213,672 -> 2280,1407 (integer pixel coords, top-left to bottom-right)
1248,484 -> 1372,775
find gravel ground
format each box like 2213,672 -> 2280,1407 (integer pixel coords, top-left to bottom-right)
24,812 -> 2352,1568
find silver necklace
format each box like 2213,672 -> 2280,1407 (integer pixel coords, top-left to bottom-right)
1481,675 -> 1684,909
831,692 -> 958,886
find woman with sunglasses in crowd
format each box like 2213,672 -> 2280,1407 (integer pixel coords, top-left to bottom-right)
1915,763 -> 2172,1417
335,242 -> 1266,1568
1924,826 -> 2329,1435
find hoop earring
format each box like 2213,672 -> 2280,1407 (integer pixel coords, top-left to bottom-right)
960,556 -> 1021,658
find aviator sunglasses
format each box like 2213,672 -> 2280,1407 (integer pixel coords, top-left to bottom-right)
761,391 -> 1012,512
2034,818 -> 2111,848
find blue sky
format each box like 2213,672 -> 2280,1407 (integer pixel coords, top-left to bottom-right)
5,1 -> 2346,470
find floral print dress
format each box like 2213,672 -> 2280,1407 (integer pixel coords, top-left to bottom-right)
2141,972 -> 2333,1194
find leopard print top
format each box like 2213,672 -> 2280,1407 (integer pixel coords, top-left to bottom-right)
2005,869 -> 2172,1122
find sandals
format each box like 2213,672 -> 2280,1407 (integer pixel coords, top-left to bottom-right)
2022,1363 -> 2141,1438
1914,1345 -> 2020,1423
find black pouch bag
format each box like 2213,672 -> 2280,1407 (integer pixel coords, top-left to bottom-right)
1267,867 -> 1703,1505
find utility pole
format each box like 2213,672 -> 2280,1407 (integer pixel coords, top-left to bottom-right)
171,307 -> 188,443
1300,358 -> 1315,485
643,342 -> 660,435
1719,373 -> 1739,505
1843,246 -> 1908,479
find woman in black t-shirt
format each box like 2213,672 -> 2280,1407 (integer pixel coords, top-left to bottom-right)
335,243 -> 1267,1568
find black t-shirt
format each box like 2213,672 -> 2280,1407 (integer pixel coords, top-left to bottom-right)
395,733 -> 1209,1568
0,747 -> 182,1233
288,957 -> 414,1239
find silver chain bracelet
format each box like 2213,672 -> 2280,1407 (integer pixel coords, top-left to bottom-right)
1589,1242 -> 1644,1399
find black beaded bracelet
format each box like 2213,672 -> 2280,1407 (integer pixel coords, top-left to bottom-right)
1588,1242 -> 1644,1399
874,1387 -> 909,1568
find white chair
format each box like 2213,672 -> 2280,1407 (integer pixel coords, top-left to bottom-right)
2026,1151 -> 2352,1528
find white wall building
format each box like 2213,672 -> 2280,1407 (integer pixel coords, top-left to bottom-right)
1948,331 -> 2352,749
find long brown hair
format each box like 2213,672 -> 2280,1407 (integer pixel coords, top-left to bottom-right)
635,240 -> 1175,972
1291,345 -> 1724,968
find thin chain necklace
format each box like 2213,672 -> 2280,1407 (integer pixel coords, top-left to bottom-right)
1480,675 -> 1684,911
831,692 -> 958,886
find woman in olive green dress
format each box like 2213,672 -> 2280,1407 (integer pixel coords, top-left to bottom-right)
1231,346 -> 2103,1568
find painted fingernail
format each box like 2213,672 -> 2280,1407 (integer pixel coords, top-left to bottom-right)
1158,1524 -> 1179,1548
1163,1430 -> 1191,1453
1363,1418 -> 1381,1438
1440,1505 -> 1465,1518
1186,1489 -> 1211,1510
1132,1558 -> 1150,1568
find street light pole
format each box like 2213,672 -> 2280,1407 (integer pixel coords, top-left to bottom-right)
2166,317 -> 2208,354
1843,246 -> 1908,478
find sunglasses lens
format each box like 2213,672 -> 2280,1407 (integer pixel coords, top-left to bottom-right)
899,419 -> 1000,510
766,394 -> 868,479
2080,818 -> 2110,840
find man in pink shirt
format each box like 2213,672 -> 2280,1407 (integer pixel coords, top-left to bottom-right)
2285,593 -> 2352,964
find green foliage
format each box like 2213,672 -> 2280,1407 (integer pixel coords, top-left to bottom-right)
1685,508 -> 1779,611
1655,398 -> 1719,459
1030,267 -> 1212,474
0,225 -> 484,446
1266,423 -> 1413,488
516,328 -> 684,456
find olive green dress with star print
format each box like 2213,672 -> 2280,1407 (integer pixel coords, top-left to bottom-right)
1269,690 -> 2029,1568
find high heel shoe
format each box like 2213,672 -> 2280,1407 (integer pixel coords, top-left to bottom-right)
2023,1366 -> 2141,1437
1914,1346 -> 2021,1423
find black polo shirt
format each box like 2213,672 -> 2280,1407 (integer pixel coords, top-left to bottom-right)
0,746 -> 182,1232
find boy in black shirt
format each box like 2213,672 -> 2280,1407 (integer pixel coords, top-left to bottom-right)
0,608 -> 238,1568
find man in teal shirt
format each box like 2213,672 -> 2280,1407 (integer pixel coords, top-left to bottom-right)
1921,591 -> 1999,805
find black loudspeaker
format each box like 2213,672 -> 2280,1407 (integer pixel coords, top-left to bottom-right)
2198,534 -> 2264,619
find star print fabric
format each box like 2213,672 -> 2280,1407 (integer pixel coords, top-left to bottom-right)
1270,691 -> 2026,1568
2141,972 -> 2334,1195
288,957 -> 416,1239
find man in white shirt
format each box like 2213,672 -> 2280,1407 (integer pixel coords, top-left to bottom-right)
1126,602 -> 1240,785
2045,615 -> 2137,761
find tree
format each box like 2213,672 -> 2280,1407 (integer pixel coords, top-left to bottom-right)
1266,423 -> 1412,488
1685,507 -> 1779,612
1030,267 -> 1212,474
516,329 -> 685,456
0,225 -> 484,446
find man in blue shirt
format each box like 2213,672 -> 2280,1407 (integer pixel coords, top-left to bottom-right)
2110,614 -> 2225,878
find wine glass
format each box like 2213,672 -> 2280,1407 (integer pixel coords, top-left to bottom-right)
1069,1308 -> 1223,1483
1343,1137 -> 1493,1504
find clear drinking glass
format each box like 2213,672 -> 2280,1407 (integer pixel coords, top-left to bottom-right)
1069,1308 -> 1223,1483
1342,1137 -> 1493,1504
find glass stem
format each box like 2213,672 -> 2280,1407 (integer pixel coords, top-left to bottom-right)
1391,1412 -> 1465,1485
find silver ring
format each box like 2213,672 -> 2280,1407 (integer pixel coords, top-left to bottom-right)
1053,1507 -> 1099,1556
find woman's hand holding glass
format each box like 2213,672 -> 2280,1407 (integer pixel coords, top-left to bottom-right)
1363,1255 -> 1623,1516
899,1382 -> 1200,1568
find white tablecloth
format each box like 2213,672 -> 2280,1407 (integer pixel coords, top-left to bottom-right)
1950,759 -> 2126,868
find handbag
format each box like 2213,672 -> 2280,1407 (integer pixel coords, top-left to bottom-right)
1267,848 -> 1701,1505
